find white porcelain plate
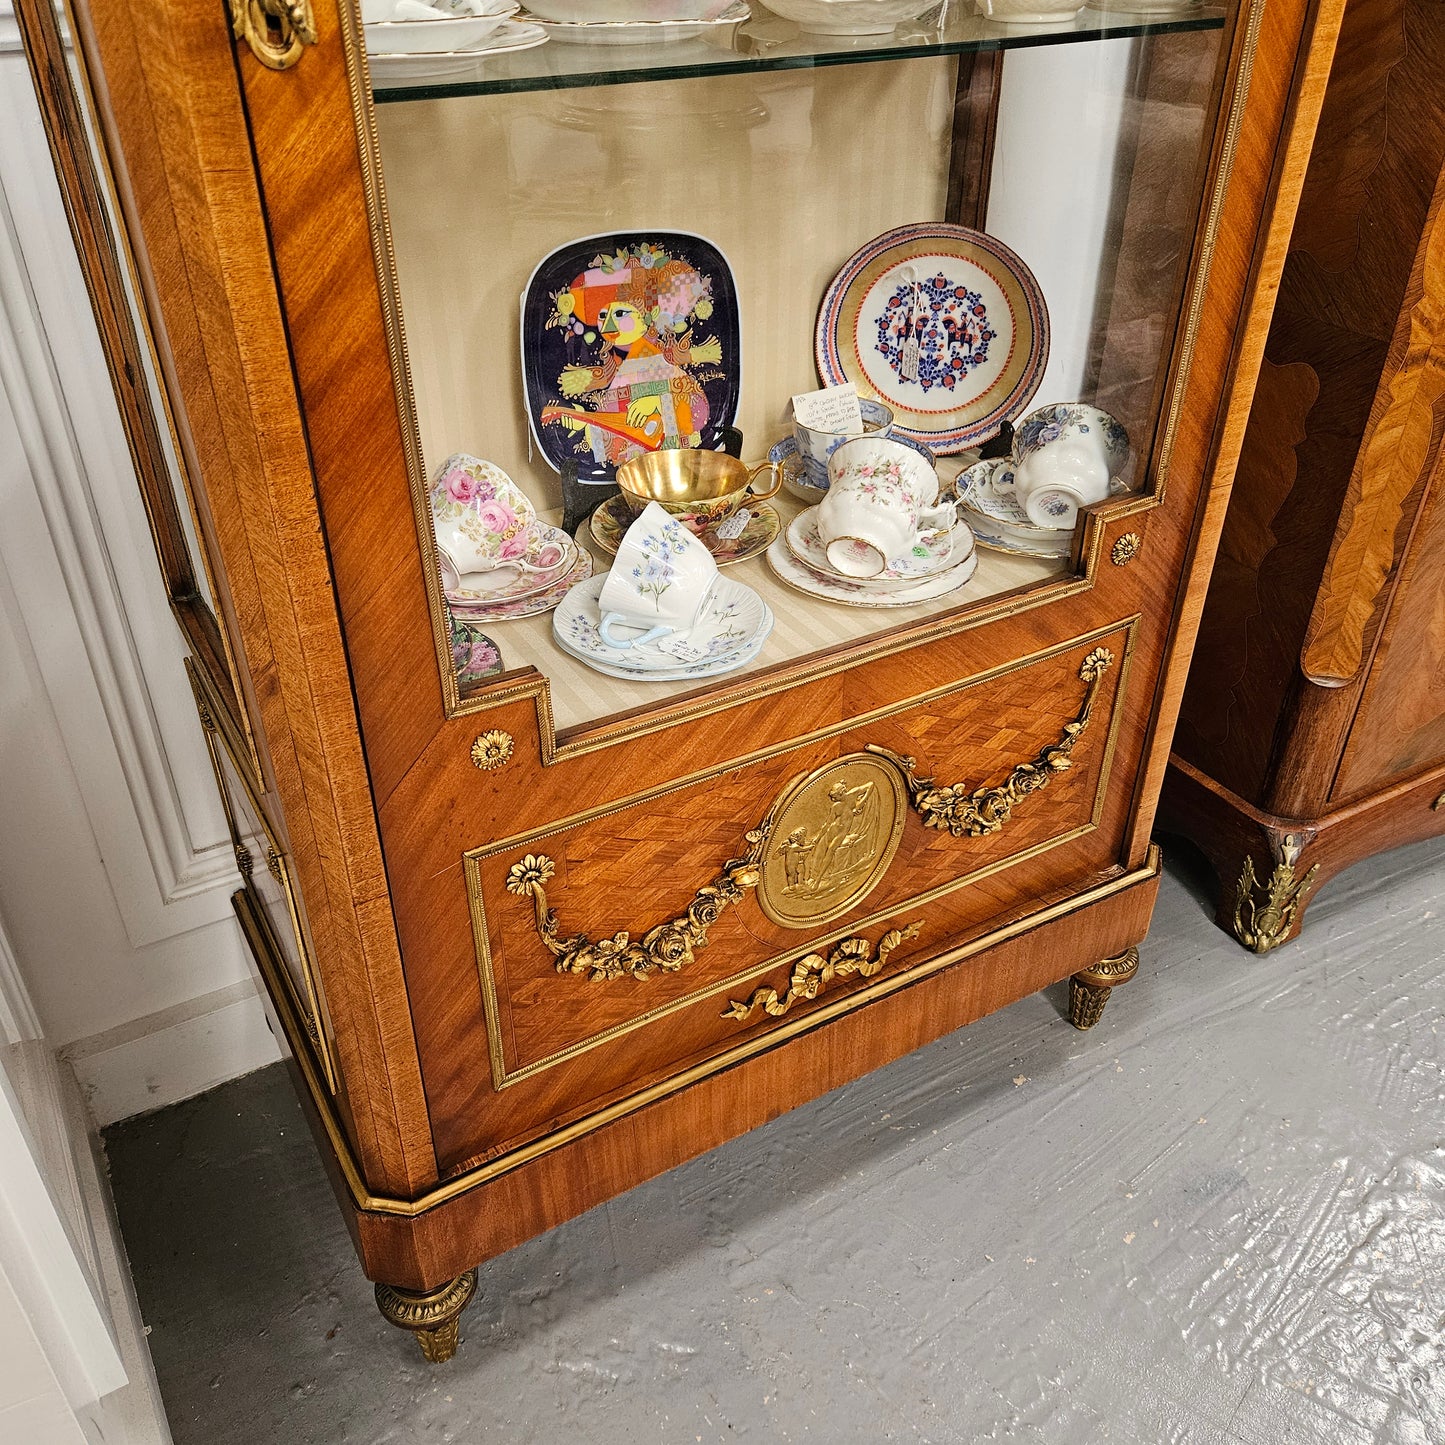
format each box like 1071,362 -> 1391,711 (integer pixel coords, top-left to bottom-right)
766,532 -> 978,607
527,0 -> 748,44
785,508 -> 973,591
553,571 -> 770,674
816,223 -> 1049,454
367,20 -> 547,77
553,603 -> 773,681
363,4 -> 519,54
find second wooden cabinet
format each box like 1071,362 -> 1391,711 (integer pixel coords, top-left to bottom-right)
1164,0 -> 1445,952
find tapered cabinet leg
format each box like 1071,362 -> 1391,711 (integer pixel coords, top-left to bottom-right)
1067,947 -> 1140,1030
375,1269 -> 478,1363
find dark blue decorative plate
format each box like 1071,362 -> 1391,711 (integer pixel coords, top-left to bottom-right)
521,231 -> 742,484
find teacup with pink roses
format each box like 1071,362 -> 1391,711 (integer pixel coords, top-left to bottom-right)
429,453 -> 568,581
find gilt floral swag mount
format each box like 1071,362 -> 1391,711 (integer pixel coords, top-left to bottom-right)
503,647 -> 1114,1005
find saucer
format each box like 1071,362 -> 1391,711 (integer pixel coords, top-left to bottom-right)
961,510 -> 1072,560
766,533 -> 978,607
553,571 -> 769,675
587,493 -> 780,567
447,548 -> 592,621
526,1 -> 748,44
786,507 -> 972,590
444,524 -> 580,604
554,604 -> 773,682
367,20 -> 547,78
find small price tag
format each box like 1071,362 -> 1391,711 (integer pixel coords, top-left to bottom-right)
791,383 -> 864,437
714,507 -> 751,541
656,633 -> 710,663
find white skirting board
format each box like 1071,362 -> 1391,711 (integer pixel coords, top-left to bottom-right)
64,982 -> 282,1129
1,1035 -> 174,1444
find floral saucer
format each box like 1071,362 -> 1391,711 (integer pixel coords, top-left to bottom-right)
587,492 -> 780,567
766,533 -> 978,607
447,548 -> 593,621
553,571 -> 769,675
954,457 -> 1126,559
553,604 -> 773,682
785,507 -> 972,591
442,524 -> 580,603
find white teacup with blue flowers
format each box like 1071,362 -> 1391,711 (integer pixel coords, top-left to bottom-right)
1012,404 -> 1129,530
596,502 -> 719,649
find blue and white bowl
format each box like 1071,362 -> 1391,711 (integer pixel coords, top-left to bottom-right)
792,397 -> 895,489
774,432 -> 935,505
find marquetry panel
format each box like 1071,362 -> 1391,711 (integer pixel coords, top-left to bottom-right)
431,629 -> 1131,1169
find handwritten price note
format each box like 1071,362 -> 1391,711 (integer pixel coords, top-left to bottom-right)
791,383 -> 864,437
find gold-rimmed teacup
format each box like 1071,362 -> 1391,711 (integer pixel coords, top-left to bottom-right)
615,448 -> 782,535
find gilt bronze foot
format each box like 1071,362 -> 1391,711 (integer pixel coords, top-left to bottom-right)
374,1269 -> 478,1363
1067,947 -> 1140,1030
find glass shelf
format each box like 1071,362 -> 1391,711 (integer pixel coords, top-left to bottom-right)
370,4 -> 1225,101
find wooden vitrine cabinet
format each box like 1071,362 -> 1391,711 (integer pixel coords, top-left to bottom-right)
21,0 -> 1340,1359
1163,0 -> 1445,953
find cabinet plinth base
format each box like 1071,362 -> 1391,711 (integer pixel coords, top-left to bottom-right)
374,1270 -> 477,1363
1160,754 -> 1445,953
1068,947 -> 1140,1029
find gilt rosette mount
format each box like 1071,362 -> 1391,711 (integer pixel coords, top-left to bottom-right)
867,647 -> 1113,837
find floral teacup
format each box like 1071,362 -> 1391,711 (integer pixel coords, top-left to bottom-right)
1012,404 -> 1129,530
430,453 -> 567,580
792,398 -> 895,490
596,502 -> 719,648
817,437 -> 953,577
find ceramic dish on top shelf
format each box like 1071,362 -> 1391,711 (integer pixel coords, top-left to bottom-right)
523,0 -> 732,18
586,492 -> 780,566
367,20 -> 547,76
760,0 -> 940,33
524,0 -> 748,44
362,2 -> 518,52
521,231 -> 742,485
816,222 -> 1049,455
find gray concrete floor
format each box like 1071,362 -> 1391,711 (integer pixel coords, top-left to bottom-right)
104,840 -> 1445,1445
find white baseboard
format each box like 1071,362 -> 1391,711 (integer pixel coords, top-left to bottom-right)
64,983 -> 282,1128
